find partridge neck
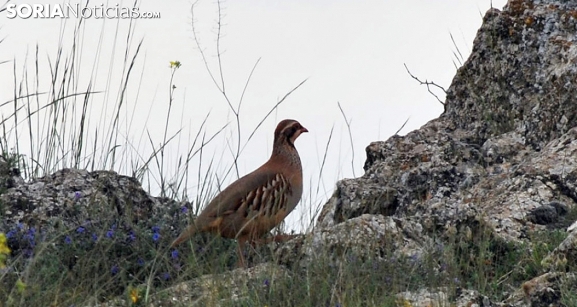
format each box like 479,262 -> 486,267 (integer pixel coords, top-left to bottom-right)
271,141 -> 300,166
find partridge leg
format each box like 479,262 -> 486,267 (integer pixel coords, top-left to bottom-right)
236,238 -> 247,268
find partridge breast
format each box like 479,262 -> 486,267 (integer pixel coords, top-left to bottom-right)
200,169 -> 301,240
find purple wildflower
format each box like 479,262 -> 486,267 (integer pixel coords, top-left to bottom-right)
181,206 -> 188,213
152,233 -> 160,242
74,191 -> 82,199
137,258 -> 145,266
111,265 -> 119,275
127,231 -> 136,242
64,236 -> 72,244
106,229 -> 114,239
24,228 -> 36,247
25,227 -> 36,237
171,249 -> 179,260
151,226 -> 160,233
161,272 -> 170,281
91,233 -> 98,242
76,226 -> 85,234
6,229 -> 16,239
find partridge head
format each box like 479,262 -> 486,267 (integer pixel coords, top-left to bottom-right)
171,119 -> 308,267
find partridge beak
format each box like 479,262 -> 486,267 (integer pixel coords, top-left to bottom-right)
300,126 -> 309,133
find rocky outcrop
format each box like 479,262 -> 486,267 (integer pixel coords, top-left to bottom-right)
99,263 -> 288,307
278,0 -> 577,305
0,168 -> 188,250
0,168 -> 202,300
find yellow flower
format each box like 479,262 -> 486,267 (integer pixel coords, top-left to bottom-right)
169,61 -> 182,69
0,233 -> 8,247
16,279 -> 26,293
0,233 -> 10,269
129,287 -> 139,304
0,254 -> 6,269
0,243 -> 10,254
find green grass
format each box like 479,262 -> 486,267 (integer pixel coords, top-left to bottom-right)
0,1 -> 318,305
0,215 -> 574,306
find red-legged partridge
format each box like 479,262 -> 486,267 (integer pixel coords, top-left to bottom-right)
171,119 -> 308,267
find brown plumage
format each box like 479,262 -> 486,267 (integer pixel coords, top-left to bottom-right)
171,119 -> 308,267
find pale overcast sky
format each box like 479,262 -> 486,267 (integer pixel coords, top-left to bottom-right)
0,0 -> 508,231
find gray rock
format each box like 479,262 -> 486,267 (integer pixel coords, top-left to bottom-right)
0,168 -> 196,299
396,288 -> 491,307
96,263 -> 288,307
542,225 -> 577,271
284,1 -> 577,306
527,201 -> 568,225
0,168 -> 186,238
500,272 -> 577,307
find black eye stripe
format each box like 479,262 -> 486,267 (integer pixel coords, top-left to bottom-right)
282,123 -> 299,136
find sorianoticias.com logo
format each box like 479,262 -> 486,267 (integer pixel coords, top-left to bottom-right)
5,3 -> 161,19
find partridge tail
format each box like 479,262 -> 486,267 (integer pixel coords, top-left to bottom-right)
171,225 -> 196,248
